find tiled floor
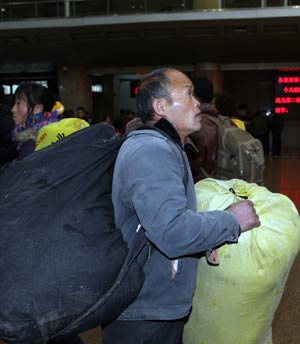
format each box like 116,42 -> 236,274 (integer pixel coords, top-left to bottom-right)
264,152 -> 300,344
264,152 -> 300,212
1,152 -> 300,344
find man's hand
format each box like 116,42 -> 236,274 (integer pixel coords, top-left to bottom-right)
226,200 -> 260,233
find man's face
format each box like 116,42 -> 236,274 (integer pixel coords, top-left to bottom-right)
163,70 -> 201,141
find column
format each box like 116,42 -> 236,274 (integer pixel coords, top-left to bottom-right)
64,0 -> 71,17
194,63 -> 224,94
57,66 -> 93,114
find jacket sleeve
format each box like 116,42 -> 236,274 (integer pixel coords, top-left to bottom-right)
124,137 -> 240,259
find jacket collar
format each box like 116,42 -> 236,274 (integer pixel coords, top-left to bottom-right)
154,118 -> 182,147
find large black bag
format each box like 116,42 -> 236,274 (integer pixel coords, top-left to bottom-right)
0,123 -> 147,343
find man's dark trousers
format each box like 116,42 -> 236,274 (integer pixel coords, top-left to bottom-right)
102,319 -> 185,344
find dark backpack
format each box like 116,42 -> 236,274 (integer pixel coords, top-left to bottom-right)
185,115 -> 265,185
207,115 -> 265,184
0,123 -> 147,343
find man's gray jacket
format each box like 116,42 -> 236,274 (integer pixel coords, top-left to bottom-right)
112,119 -> 240,320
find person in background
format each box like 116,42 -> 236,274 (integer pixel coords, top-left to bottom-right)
114,110 -> 136,136
261,109 -> 272,156
0,85 -> 17,167
76,106 -> 93,124
11,83 -> 63,159
270,109 -> 284,156
237,103 -> 251,131
184,76 -> 219,183
125,116 -> 144,133
100,113 -> 113,125
102,67 -> 260,344
11,83 -> 84,344
62,108 -> 75,119
213,92 -> 246,130
248,109 -> 269,155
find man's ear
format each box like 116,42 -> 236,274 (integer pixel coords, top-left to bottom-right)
152,98 -> 166,117
32,104 -> 44,114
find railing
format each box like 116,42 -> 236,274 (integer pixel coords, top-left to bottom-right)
0,0 -> 299,21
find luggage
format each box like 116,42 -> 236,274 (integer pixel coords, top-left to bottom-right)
183,178 -> 300,344
198,114 -> 265,184
35,117 -> 90,151
0,123 -> 147,343
185,114 -> 265,185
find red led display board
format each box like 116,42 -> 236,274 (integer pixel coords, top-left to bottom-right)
275,70 -> 300,118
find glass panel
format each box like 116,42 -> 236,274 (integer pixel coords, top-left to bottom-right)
0,0 -> 63,19
223,0 -> 261,8
9,3 -> 36,19
0,4 -> 9,20
266,0 -> 285,6
36,1 -> 61,18
147,0 -> 186,12
185,0 -> 193,10
74,0 -> 108,16
0,0 -> 293,20
267,0 -> 285,6
109,0 -> 144,14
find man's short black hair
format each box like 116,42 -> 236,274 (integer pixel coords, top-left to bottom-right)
136,67 -> 173,123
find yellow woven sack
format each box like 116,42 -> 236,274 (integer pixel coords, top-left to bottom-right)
183,178 -> 300,344
35,118 -> 89,151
